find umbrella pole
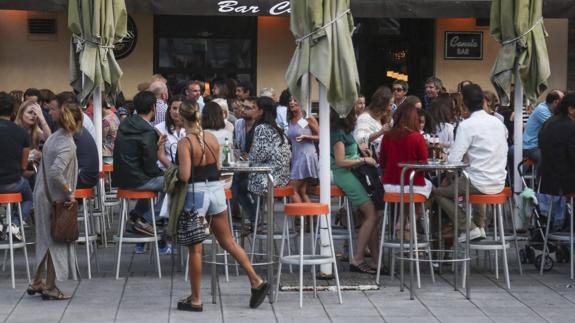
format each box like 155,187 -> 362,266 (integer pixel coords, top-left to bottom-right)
318,83 -> 333,276
513,65 -> 524,194
93,86 -> 103,172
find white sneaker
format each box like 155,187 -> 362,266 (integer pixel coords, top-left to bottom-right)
458,227 -> 483,243
479,227 -> 486,239
8,223 -> 23,241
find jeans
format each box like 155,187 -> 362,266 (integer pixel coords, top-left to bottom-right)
132,176 -> 165,224
0,177 -> 33,225
231,174 -> 257,223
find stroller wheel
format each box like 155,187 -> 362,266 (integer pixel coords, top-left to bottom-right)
535,254 -> 554,272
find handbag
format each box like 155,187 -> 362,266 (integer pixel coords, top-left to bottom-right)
177,136 -> 210,246
41,155 -> 79,243
351,163 -> 385,211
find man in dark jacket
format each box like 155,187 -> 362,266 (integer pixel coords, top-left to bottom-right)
113,91 -> 164,238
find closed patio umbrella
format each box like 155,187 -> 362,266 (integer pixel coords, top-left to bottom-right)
286,0 -> 360,277
69,0 -> 128,170
490,0 -> 550,193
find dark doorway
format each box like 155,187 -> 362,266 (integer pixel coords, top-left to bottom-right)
354,18 -> 435,103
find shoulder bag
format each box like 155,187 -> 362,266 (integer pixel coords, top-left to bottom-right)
177,136 -> 210,246
41,155 -> 79,243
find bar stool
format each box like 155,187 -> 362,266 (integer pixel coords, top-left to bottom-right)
467,193 -> 511,289
251,187 -> 297,265
376,192 -> 434,287
114,189 -> 161,279
0,193 -> 31,288
274,203 -> 342,308
501,186 -> 524,275
102,163 -> 120,228
75,188 -> 100,279
541,193 -> 574,279
314,185 -> 355,260
519,159 -> 537,189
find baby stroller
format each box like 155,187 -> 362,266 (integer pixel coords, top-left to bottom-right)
517,161 -> 555,271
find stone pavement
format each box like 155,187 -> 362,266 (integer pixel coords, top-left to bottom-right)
2,243 -> 575,323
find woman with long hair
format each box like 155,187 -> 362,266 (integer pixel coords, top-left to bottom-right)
286,93 -> 319,204
427,96 -> 455,149
247,96 -> 291,195
330,108 -> 381,274
28,92 -> 83,300
201,101 -> 233,164
353,86 -> 393,156
176,99 -> 269,311
15,100 -> 51,150
380,98 -> 431,237
156,95 -> 186,169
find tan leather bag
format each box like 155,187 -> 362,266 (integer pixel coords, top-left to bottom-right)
42,156 -> 79,242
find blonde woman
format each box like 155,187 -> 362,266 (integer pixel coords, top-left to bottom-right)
177,99 -> 269,311
28,92 -> 83,300
15,100 -> 52,177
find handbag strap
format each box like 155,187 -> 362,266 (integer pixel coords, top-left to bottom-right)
41,154 -> 54,205
184,136 -> 196,202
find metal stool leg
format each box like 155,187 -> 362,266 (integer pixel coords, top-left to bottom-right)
250,197 -> 261,262
82,197 -> 92,279
16,203 -> 31,283
498,204 -> 511,289
6,203 -> 15,288
298,215 -> 304,308
326,213 -> 343,304
507,195 -> 523,275
376,203 -> 388,285
150,198 -> 161,279
115,199 -> 127,280
273,216 -> 288,303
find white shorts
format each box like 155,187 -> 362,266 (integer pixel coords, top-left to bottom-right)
184,181 -> 228,217
384,178 -> 433,199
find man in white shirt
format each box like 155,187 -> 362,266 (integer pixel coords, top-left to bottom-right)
434,83 -> 508,242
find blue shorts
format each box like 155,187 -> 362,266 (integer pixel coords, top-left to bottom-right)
184,181 -> 227,217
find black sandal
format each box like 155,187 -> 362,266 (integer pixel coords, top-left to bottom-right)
177,296 -> 203,312
350,262 -> 377,274
26,283 -> 44,296
249,281 -> 270,309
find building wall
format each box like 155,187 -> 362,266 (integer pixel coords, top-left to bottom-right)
0,10 -> 153,99
256,16 -> 294,97
435,18 -> 568,98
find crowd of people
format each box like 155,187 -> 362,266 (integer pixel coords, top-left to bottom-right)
1,73 -> 574,309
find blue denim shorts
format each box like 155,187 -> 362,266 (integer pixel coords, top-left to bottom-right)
184,181 -> 227,217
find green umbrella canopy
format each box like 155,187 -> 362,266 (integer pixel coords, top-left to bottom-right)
490,0 -> 550,106
69,0 -> 127,104
285,0 -> 360,117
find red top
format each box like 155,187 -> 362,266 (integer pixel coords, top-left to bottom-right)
379,131 -> 428,186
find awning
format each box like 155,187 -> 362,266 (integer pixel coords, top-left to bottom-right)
2,0 -> 574,18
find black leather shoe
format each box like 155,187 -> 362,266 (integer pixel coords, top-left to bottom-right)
249,281 -> 270,309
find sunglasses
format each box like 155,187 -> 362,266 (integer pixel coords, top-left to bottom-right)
392,88 -> 405,92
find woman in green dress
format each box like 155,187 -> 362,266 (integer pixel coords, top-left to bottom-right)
330,108 -> 382,274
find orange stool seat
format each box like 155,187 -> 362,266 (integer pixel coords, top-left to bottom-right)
522,159 -> 535,167
103,164 -> 113,173
75,188 -> 94,199
503,187 -> 512,198
224,188 -> 232,200
284,203 -> 329,217
117,189 -> 157,199
314,185 -> 346,197
274,186 -> 295,198
0,193 -> 23,204
469,193 -> 507,205
383,192 -> 427,204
